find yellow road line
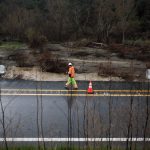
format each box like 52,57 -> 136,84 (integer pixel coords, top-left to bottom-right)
1,93 -> 150,97
94,90 -> 150,92
1,89 -> 150,92
1,89 -> 83,92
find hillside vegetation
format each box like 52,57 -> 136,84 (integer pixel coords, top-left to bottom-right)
0,0 -> 149,44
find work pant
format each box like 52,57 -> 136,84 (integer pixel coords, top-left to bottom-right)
66,77 -> 78,89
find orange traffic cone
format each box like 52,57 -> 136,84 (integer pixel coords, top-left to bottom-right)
87,81 -> 94,94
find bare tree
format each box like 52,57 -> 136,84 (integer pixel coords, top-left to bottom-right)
115,0 -> 135,44
126,95 -> 133,150
35,73 -> 46,150
94,0 -> 117,43
143,82 -> 150,150
45,0 -> 68,41
0,80 -> 8,150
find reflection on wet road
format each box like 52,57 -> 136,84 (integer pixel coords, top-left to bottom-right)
0,80 -> 149,143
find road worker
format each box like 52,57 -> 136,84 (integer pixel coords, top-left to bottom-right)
65,63 -> 78,89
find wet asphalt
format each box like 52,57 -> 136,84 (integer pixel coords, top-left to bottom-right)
0,79 -> 150,139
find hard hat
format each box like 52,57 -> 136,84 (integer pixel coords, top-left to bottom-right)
68,62 -> 72,66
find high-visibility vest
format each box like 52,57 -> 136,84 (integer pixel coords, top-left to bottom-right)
69,66 -> 75,78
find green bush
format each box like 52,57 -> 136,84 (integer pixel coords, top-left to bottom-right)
124,40 -> 134,46
0,42 -> 24,50
134,39 -> 144,46
125,39 -> 150,47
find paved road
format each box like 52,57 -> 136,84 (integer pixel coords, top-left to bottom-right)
0,80 -> 150,143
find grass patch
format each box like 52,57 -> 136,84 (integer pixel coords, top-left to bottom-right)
0,145 -> 148,150
0,146 -> 78,150
0,42 -> 25,50
0,146 -> 124,150
125,39 -> 150,47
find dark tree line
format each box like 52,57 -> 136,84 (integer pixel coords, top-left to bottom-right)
0,0 -> 149,43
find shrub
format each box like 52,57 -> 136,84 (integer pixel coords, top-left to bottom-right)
26,28 -> 48,49
144,40 -> 150,46
98,63 -> 136,81
98,63 -> 116,77
64,39 -> 90,48
38,51 -> 67,73
70,51 -> 90,57
134,39 -> 144,47
8,52 -> 35,67
146,62 -> 150,68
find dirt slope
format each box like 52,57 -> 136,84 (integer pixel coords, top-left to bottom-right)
0,43 -> 149,81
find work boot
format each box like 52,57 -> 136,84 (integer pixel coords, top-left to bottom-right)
74,84 -> 78,89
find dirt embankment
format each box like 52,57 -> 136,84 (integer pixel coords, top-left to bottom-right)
4,66 -> 124,81
0,43 -> 149,82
